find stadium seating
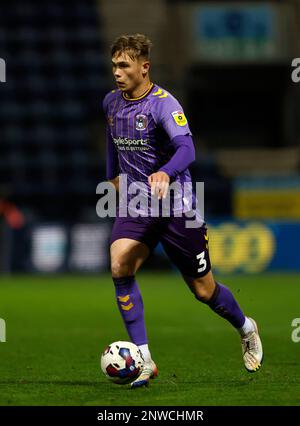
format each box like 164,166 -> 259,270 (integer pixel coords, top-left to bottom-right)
0,1 -> 108,219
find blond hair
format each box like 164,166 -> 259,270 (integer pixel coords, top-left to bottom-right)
111,33 -> 152,60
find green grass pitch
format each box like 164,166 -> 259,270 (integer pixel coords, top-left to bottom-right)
0,272 -> 300,406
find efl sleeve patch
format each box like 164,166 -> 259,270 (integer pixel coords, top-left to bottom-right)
171,110 -> 188,126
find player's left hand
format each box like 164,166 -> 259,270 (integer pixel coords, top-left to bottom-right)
148,171 -> 170,200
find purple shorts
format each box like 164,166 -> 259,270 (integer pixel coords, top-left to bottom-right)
110,215 -> 211,278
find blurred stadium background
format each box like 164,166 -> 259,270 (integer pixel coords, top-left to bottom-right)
1,0 -> 300,275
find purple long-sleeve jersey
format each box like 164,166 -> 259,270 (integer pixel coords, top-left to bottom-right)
103,83 -> 196,215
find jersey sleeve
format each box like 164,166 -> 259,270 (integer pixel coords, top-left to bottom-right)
102,91 -> 119,180
159,135 -> 195,178
106,126 -> 119,180
151,93 -> 192,139
102,91 -> 111,116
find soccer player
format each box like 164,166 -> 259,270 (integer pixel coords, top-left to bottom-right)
103,34 -> 263,388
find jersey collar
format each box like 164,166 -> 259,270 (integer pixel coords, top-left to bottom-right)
122,83 -> 154,101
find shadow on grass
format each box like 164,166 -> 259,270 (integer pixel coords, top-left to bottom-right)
0,380 -> 103,386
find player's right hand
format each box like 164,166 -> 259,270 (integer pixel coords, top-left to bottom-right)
109,176 -> 119,192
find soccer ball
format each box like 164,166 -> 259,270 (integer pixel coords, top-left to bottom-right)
100,341 -> 144,384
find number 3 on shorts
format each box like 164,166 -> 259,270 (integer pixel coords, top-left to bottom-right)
196,251 -> 207,273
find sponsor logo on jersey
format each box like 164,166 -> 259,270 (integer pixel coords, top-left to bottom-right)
135,114 -> 148,131
113,137 -> 149,151
171,110 -> 187,126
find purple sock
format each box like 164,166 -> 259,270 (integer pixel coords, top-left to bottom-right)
203,282 -> 245,328
113,275 -> 148,346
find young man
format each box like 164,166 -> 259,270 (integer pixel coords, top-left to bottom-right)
103,33 -> 263,388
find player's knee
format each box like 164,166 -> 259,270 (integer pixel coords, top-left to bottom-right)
191,278 -> 215,303
111,260 -> 133,278
194,287 -> 212,303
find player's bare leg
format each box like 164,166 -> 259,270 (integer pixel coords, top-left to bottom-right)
110,238 -> 158,387
110,238 -> 149,278
183,270 -> 263,372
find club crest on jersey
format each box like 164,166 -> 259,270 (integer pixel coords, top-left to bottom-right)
135,114 -> 148,131
172,110 -> 187,126
107,116 -> 114,127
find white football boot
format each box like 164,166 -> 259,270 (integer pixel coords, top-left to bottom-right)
131,360 -> 158,388
241,318 -> 263,372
